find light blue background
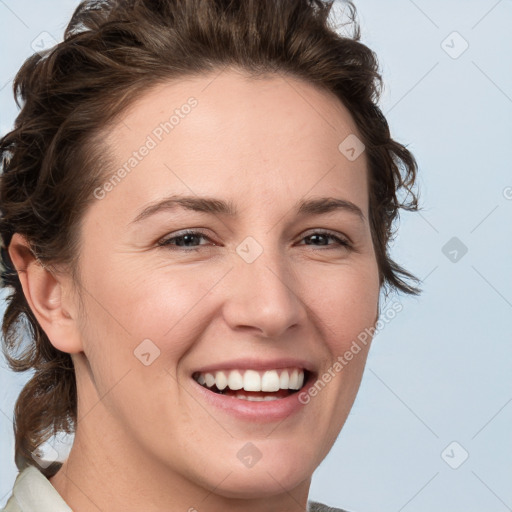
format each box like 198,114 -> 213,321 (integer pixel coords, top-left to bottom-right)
1,1 -> 511,511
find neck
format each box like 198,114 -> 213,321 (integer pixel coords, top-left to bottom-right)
48,362 -> 312,512
49,444 -> 312,512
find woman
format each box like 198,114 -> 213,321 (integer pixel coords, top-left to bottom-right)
0,0 -> 421,510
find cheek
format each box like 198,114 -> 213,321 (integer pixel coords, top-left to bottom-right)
79,236 -> 379,373
81,258 -> 228,364
300,258 -> 380,350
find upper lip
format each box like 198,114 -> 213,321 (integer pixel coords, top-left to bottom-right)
192,358 -> 316,375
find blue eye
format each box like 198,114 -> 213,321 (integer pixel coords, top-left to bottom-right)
158,230 -> 213,250
158,230 -> 351,251
299,231 -> 351,249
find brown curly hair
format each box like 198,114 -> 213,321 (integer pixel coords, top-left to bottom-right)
0,0 -> 421,477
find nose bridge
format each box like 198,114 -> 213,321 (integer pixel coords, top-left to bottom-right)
222,233 -> 304,338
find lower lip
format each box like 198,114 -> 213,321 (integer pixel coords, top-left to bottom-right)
191,374 -> 313,423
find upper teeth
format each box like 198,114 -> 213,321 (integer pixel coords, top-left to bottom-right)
195,368 -> 305,392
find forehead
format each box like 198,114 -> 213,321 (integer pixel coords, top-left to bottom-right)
108,68 -> 360,146
100,68 -> 368,211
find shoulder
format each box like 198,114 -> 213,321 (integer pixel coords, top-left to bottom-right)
1,464 -> 71,512
1,495 -> 21,512
308,500 -> 352,512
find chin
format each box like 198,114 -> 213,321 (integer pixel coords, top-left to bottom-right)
210,465 -> 312,500
197,439 -> 319,499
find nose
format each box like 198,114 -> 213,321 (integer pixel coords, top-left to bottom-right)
221,242 -> 306,339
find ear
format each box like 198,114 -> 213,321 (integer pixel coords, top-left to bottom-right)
8,233 -> 83,354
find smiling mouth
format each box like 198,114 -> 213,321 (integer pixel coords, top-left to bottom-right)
192,367 -> 310,401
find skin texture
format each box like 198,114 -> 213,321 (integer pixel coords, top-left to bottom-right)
9,68 -> 380,512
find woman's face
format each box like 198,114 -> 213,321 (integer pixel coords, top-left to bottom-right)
71,69 -> 380,498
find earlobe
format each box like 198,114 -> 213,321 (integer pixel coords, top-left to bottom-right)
7,233 -> 83,354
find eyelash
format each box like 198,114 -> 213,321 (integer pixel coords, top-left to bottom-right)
158,229 -> 352,251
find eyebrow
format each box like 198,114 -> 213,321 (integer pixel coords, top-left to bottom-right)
130,195 -> 365,224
